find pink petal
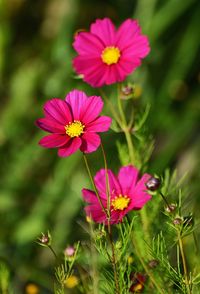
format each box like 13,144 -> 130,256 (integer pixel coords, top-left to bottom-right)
80,96 -> 104,124
116,19 -> 142,50
58,137 -> 82,157
123,35 -> 150,58
39,134 -> 70,148
117,57 -> 141,75
90,18 -> 116,46
73,32 -> 104,55
36,118 -> 65,134
118,165 -> 139,195
80,132 -> 101,153
86,116 -> 112,132
73,56 -> 108,87
129,173 -> 152,209
82,189 -> 99,203
44,98 -> 72,125
65,90 -> 88,120
94,169 -> 121,198
85,205 -> 107,224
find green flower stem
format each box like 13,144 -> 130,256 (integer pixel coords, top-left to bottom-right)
48,245 -> 58,261
99,88 -> 122,127
83,153 -> 107,217
178,233 -> 191,294
107,224 -> 120,294
116,84 -> 151,243
100,142 -> 111,218
117,84 -> 136,166
100,142 -> 120,294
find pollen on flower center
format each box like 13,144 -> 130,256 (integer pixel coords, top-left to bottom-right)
65,120 -> 85,138
101,46 -> 121,65
112,194 -> 130,211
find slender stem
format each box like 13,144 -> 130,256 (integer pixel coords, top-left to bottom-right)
178,234 -> 191,294
159,191 -> 171,210
83,153 -> 107,217
117,85 -> 136,165
100,142 -> 120,293
48,245 -> 58,260
107,224 -> 120,294
99,88 -> 122,126
100,142 -> 111,218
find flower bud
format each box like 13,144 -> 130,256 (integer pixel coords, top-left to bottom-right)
64,246 -> 75,258
37,232 -> 51,247
173,218 -> 182,225
165,203 -> 176,213
148,259 -> 159,269
145,177 -> 161,191
121,85 -> 133,96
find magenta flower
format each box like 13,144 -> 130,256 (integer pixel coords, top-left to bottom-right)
82,165 -> 152,224
73,18 -> 150,87
36,90 -> 112,157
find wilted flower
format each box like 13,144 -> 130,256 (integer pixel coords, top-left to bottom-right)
129,272 -> 146,293
36,90 -> 112,156
73,18 -> 150,87
82,165 -> 151,224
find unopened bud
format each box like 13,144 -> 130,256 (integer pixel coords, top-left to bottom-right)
64,246 -> 75,258
148,259 -> 159,269
173,218 -> 182,225
165,203 -> 176,213
121,85 -> 133,96
145,177 -> 161,191
37,232 -> 51,247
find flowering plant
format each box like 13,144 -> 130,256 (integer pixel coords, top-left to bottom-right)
33,17 -> 199,294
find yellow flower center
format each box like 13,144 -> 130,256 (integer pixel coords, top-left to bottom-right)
101,46 -> 121,65
112,194 -> 130,211
65,120 -> 84,138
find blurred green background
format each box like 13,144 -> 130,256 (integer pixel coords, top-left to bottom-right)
0,0 -> 200,292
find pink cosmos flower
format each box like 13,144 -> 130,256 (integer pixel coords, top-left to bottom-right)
36,90 -> 112,157
73,18 -> 150,87
82,165 -> 152,224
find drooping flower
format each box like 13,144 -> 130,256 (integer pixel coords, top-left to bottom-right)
73,18 -> 150,87
36,90 -> 112,157
82,165 -> 152,224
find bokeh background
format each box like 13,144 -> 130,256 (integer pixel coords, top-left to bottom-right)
0,0 -> 200,292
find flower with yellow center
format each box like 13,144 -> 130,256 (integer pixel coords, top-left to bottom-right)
101,46 -> 121,65
112,194 -> 130,211
65,120 -> 85,138
65,275 -> 79,288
